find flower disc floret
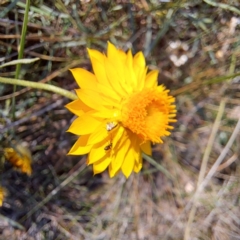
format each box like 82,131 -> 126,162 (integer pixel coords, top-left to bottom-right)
121,87 -> 176,143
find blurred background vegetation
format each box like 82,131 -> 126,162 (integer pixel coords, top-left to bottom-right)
0,0 -> 240,239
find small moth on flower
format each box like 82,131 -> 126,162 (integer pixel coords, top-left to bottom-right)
104,142 -> 113,151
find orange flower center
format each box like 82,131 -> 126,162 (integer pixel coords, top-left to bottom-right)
121,87 -> 176,143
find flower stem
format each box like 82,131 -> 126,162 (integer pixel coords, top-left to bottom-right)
12,0 -> 30,119
0,77 -> 77,100
142,153 -> 174,180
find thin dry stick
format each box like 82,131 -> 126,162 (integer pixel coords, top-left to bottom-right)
184,115 -> 240,240
198,100 -> 226,187
216,154 -> 237,172
199,117 -> 240,191
184,99 -> 226,240
166,115 -> 240,239
133,176 -> 140,240
203,0 -> 240,15
2,99 -> 66,133
0,214 -> 25,230
171,72 -> 240,96
19,159 -> 87,222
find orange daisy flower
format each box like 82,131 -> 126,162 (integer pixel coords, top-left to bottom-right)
0,186 -> 6,206
66,42 -> 176,178
4,144 -> 32,176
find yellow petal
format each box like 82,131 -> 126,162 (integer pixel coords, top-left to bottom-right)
108,164 -> 115,178
70,68 -> 97,89
121,144 -> 135,178
92,155 -> 112,175
108,164 -> 121,178
106,42 -> 133,94
87,48 -> 109,86
97,83 -> 121,102
126,132 -> 141,165
65,99 -> 92,116
67,114 -> 101,135
104,58 -> 129,96
88,140 -> 110,164
111,128 -> 136,178
91,109 -> 119,119
107,41 -> 119,59
68,135 -> 92,155
108,127 -> 127,176
132,138 -> 141,163
110,142 -> 128,177
145,70 -> 158,88
76,89 -> 118,110
140,141 -> 152,155
133,51 -> 145,71
75,89 -> 104,110
111,126 -> 127,152
125,50 -> 137,90
107,41 -> 127,64
88,49 -> 127,99
133,52 -> 146,90
138,67 -> 148,91
133,155 -> 143,173
87,123 -> 109,145
156,84 -> 166,93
